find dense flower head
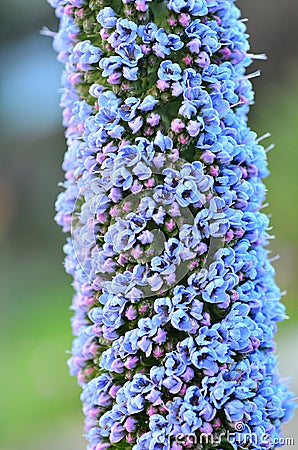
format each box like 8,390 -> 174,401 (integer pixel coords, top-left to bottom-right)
49,0 -> 295,449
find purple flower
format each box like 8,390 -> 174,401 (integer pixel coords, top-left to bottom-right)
50,0 -> 295,448
187,38 -> 201,53
147,113 -> 160,126
186,119 -> 202,136
110,422 -> 125,443
195,51 -> 210,68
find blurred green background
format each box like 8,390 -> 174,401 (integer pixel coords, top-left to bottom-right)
0,1 -> 297,449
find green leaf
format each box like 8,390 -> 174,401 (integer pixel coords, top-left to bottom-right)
149,1 -> 168,26
111,440 -> 131,449
158,100 -> 181,127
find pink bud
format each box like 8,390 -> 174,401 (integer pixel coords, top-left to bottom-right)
171,118 -> 185,132
179,13 -> 190,26
182,56 -> 192,65
168,18 -> 177,26
210,165 -> 219,176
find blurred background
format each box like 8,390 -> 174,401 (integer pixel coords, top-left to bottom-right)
0,1 -> 297,449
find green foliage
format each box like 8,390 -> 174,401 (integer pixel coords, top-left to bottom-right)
251,79 -> 298,325
0,263 -> 81,447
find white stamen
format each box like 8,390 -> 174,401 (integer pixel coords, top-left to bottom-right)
230,100 -> 246,108
40,26 -> 56,37
247,53 -> 267,60
238,70 -> 261,81
265,144 -> 275,153
257,132 -> 271,143
269,255 -> 280,262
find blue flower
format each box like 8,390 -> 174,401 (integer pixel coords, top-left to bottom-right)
151,256 -> 173,275
116,18 -> 138,44
154,297 -> 173,322
150,414 -> 172,434
171,309 -> 193,331
185,19 -> 206,38
158,61 -> 182,81
108,124 -> 125,139
99,56 -> 122,77
138,95 -> 159,111
127,393 -> 145,414
181,409 -> 202,435
71,40 -> 102,71
117,144 -> 141,166
175,180 -> 205,206
153,29 -> 184,57
178,101 -> 197,119
201,107 -> 221,134
130,374 -> 152,394
153,185 -> 175,204
97,7 -> 117,29
116,43 -> 143,66
113,229 -> 136,252
111,167 -> 133,189
165,352 -> 186,376
123,65 -> 138,80
119,97 -> 140,121
187,0 -> 208,15
139,22 -> 158,43
183,68 -> 202,87
224,399 -> 245,422
167,0 -> 187,13
154,131 -> 173,152
167,34 -> 184,51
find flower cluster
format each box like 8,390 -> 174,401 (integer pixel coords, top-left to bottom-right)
49,1 -> 295,449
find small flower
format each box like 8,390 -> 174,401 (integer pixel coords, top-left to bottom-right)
171,118 -> 185,132
187,38 -> 201,53
186,119 -> 202,136
97,7 -> 117,29
196,51 -> 210,68
138,95 -> 159,111
129,116 -> 144,134
147,113 -> 160,126
158,60 -> 182,81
